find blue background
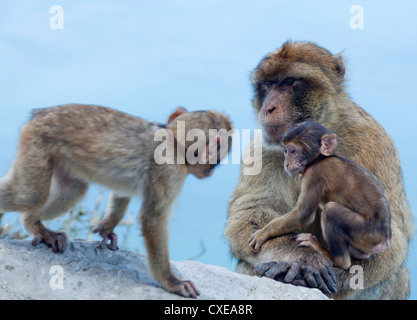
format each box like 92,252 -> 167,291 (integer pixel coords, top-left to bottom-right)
0,1 -> 416,299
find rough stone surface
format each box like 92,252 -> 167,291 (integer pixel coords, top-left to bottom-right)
0,239 -> 328,300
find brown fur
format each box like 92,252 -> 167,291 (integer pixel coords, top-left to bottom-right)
0,103 -> 232,298
224,41 -> 413,299
249,121 -> 392,270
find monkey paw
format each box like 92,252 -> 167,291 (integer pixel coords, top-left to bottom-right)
32,231 -> 67,253
296,233 -> 319,249
165,279 -> 200,299
248,230 -> 267,252
254,259 -> 337,294
93,228 -> 119,251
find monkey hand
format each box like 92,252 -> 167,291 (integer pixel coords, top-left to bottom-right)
248,229 -> 269,251
93,226 -> 119,251
162,277 -> 200,299
254,247 -> 337,294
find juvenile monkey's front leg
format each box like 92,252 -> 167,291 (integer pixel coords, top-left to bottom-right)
140,197 -> 200,299
93,193 -> 130,251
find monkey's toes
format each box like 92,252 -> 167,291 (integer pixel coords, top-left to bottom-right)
173,280 -> 200,299
31,232 -> 67,253
296,233 -> 317,247
95,231 -> 119,251
248,233 -> 263,251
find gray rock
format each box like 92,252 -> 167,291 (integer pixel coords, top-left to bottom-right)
0,239 -> 328,300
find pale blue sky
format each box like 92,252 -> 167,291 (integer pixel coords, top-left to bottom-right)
1,0 -> 416,298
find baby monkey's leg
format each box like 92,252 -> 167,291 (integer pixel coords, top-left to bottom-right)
320,201 -> 369,270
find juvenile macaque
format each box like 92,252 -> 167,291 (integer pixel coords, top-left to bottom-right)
0,104 -> 232,298
248,121 -> 391,269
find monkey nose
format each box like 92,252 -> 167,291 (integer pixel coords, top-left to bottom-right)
267,106 -> 276,113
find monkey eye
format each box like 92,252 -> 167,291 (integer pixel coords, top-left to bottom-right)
290,148 -> 296,155
263,80 -> 275,87
282,78 -> 295,86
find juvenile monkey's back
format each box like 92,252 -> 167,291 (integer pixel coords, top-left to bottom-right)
28,104 -> 165,143
25,104 -> 165,168
317,155 -> 389,219
30,104 -> 156,129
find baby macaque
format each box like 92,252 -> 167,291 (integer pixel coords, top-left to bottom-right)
248,121 -> 391,269
0,104 -> 232,298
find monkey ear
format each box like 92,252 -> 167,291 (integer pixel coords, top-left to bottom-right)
200,135 -> 221,164
320,133 -> 337,156
167,107 -> 188,124
333,54 -> 345,78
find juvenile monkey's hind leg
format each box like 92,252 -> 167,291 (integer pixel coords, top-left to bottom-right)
24,217 -> 67,253
23,166 -> 88,253
0,152 -> 53,213
321,201 -> 366,270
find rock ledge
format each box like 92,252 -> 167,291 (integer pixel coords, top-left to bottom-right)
0,239 -> 328,300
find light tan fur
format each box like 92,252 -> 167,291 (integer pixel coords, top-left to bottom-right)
0,103 -> 232,298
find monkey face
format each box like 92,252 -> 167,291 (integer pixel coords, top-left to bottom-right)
252,41 -> 345,147
256,78 -> 307,145
283,143 -> 307,176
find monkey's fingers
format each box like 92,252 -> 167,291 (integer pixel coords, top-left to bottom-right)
283,262 -> 300,283
306,267 -> 337,294
174,280 -> 200,299
52,233 -> 67,253
254,261 -> 278,277
107,233 -> 119,251
94,230 -> 119,251
296,233 -> 317,243
248,236 -> 259,251
248,232 -> 264,251
328,266 -> 337,283
263,261 -> 292,279
31,232 -> 67,253
322,267 -> 337,292
31,235 -> 43,246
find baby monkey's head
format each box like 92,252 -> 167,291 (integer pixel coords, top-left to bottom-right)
281,121 -> 337,176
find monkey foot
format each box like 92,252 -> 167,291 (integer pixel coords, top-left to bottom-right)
296,233 -> 319,248
248,230 -> 267,252
166,280 -> 200,299
93,229 -> 119,251
32,231 -> 67,253
297,233 -> 333,266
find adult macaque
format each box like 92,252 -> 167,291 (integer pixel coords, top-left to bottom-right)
0,104 -> 232,298
248,121 -> 392,270
224,41 -> 413,299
